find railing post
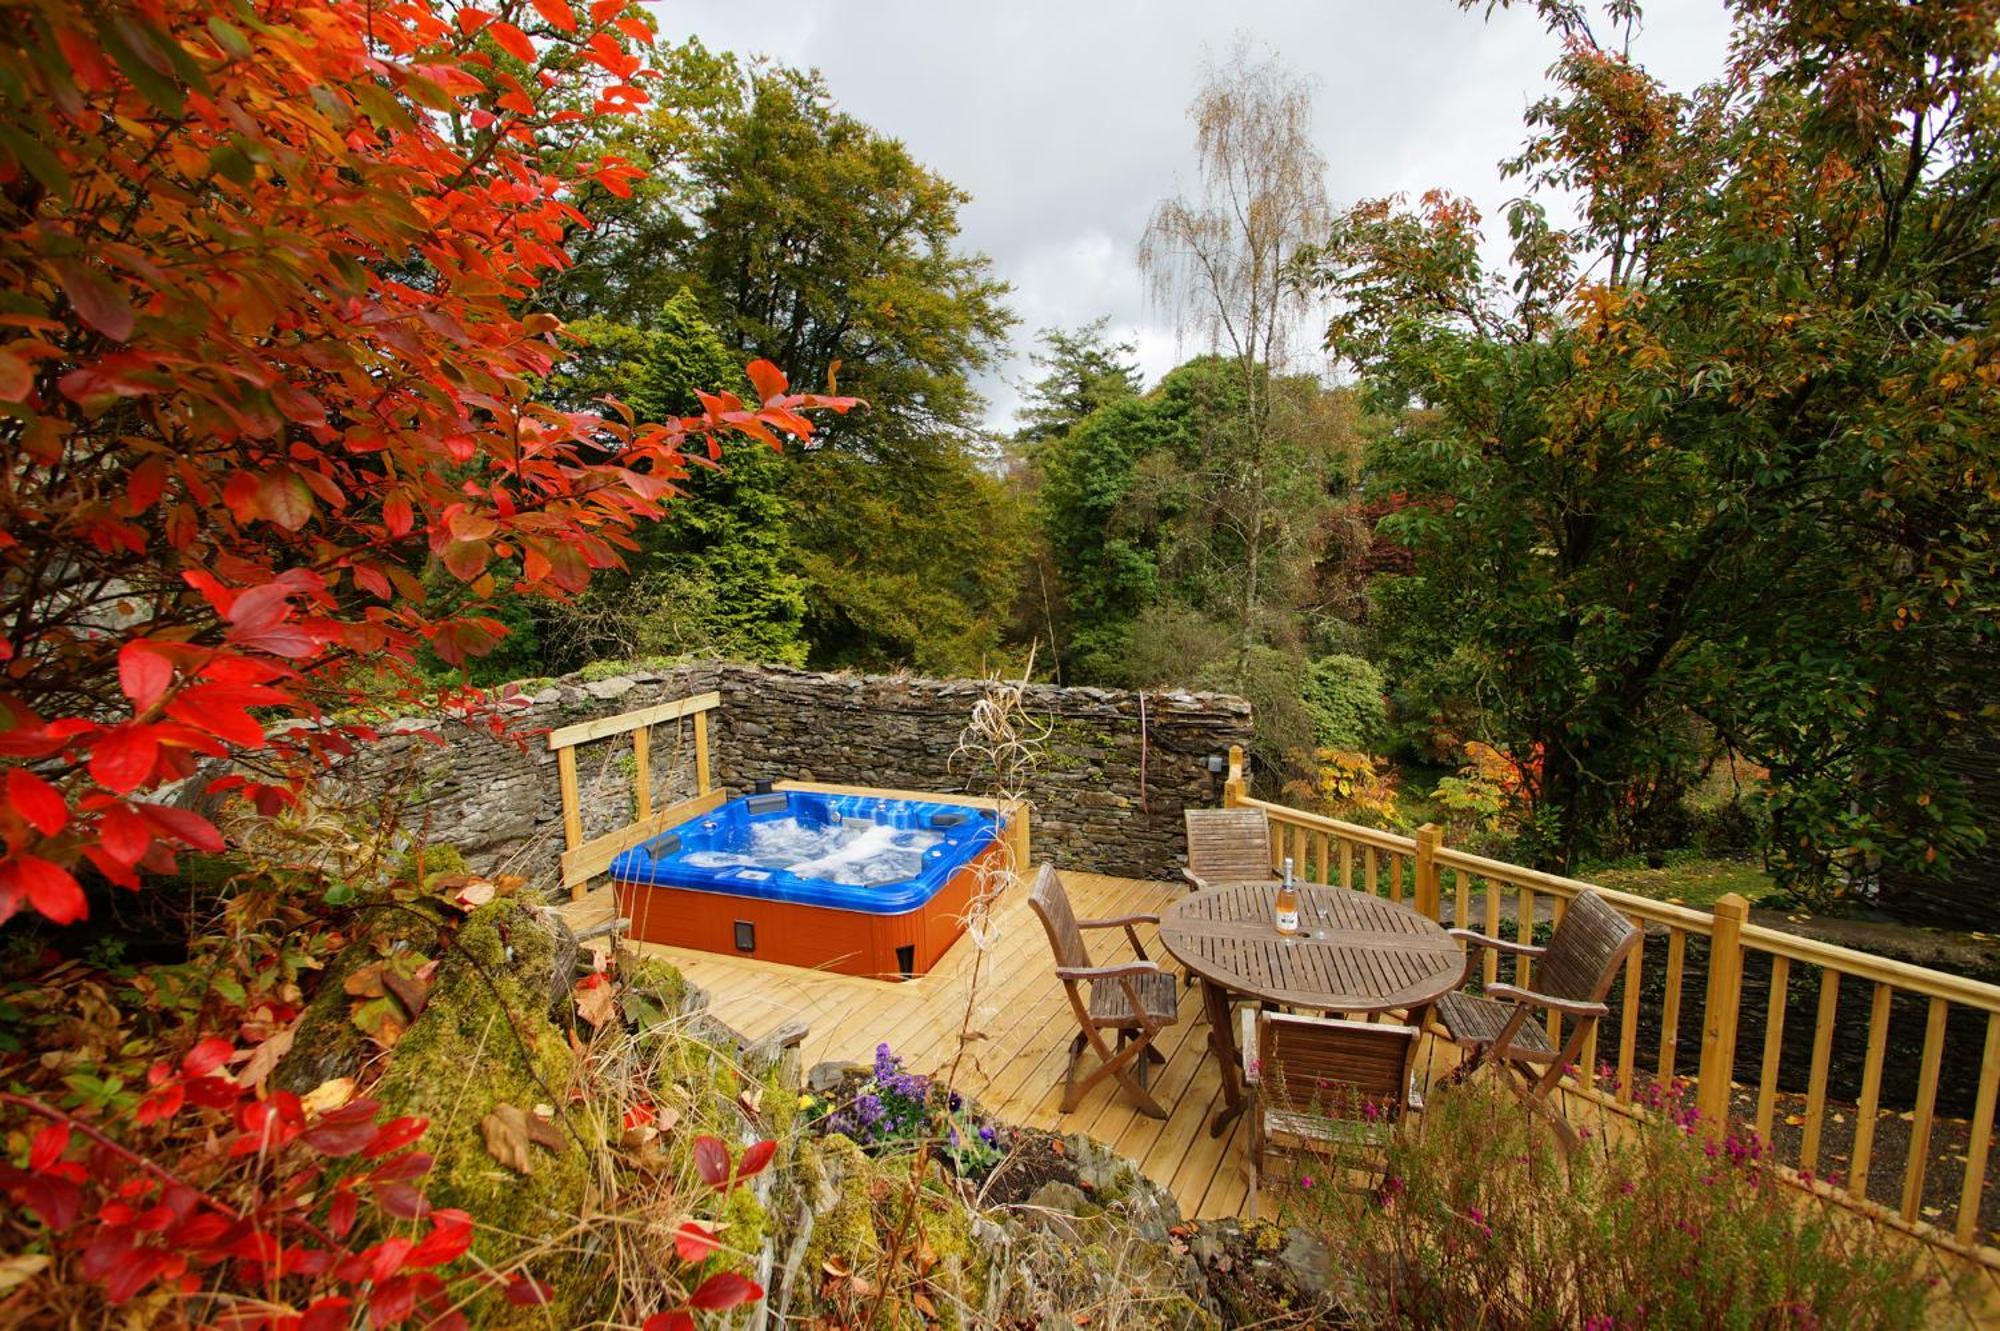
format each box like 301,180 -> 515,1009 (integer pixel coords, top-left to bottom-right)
1696,892 -> 1750,1136
1003,797 -> 1032,879
1222,744 -> 1247,807
1414,823 -> 1442,920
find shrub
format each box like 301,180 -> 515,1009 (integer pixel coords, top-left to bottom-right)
1282,748 -> 1400,825
1279,1077 -> 1940,1329
1302,653 -> 1388,752
805,1042 -> 1001,1178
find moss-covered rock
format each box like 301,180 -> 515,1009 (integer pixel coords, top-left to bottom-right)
393,842 -> 468,891
618,952 -> 692,1032
272,898 -> 455,1094
372,898 -> 597,1327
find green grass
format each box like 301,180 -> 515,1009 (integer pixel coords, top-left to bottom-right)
1583,852 -> 1777,909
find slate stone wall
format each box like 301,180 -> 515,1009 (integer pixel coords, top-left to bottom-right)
357,661 -> 1253,887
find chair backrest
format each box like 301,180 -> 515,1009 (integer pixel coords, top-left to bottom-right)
1184,808 -> 1276,882
1028,863 -> 1092,972
1535,890 -> 1642,1003
1257,1011 -> 1416,1121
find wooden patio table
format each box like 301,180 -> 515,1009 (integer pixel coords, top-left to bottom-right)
1157,881 -> 1463,1136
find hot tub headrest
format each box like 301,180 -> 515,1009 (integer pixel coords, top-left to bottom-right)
643,832 -> 681,860
928,811 -> 968,828
745,792 -> 789,815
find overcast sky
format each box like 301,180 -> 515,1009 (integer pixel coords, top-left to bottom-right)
652,0 -> 1736,431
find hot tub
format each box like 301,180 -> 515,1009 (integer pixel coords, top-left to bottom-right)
609,790 -> 1003,978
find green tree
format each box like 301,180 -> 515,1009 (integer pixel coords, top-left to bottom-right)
537,291 -> 810,669
1014,319 -> 1143,448
1303,0 -> 2000,890
560,63 -> 1020,670
1035,358 -> 1246,680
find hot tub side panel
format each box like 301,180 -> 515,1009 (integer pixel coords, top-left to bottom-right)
614,840 -> 1002,979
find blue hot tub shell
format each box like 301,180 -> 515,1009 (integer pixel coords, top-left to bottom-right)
609,790 -> 1000,914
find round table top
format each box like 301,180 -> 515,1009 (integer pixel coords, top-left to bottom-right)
1157,881 -> 1463,1012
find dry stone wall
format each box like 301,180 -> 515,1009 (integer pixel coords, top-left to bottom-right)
359,661 -> 1253,887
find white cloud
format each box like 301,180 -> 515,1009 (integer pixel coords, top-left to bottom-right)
649,0 -> 1735,429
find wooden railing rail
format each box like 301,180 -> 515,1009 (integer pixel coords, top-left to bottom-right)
1219,744 -> 2000,1273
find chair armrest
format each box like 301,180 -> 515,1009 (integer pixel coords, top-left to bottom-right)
1054,961 -> 1163,983
1448,927 -> 1546,959
1181,867 -> 1206,889
1484,982 -> 1608,1019
1079,913 -> 1160,962
1239,1006 -> 1260,1086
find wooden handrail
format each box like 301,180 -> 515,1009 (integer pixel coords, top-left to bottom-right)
1429,842 -> 1718,931
1740,922 -> 2000,1014
545,690 -> 720,750
1232,794 -> 1418,855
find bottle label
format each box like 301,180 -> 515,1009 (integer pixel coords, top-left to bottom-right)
1275,905 -> 1299,934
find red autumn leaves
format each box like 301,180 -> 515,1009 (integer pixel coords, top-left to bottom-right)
0,0 -> 857,928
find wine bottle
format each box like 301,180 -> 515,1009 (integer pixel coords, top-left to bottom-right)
1275,856 -> 1300,936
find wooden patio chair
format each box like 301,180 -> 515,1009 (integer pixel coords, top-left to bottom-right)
1181,808 -> 1281,990
1437,889 -> 1641,1140
1182,808 -> 1280,892
1240,1008 -> 1418,1214
1028,863 -> 1181,1119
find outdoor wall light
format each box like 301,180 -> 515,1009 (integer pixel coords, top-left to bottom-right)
1204,753 -> 1226,774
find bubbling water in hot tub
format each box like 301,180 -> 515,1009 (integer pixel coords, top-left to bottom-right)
681,815 -> 944,887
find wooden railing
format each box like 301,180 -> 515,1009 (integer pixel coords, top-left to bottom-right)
1222,747 -> 2000,1272
549,690 -> 720,900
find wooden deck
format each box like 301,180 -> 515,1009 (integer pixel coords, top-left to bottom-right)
564,869 -> 1510,1222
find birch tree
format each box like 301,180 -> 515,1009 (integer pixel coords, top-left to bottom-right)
1141,45 -> 1332,684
